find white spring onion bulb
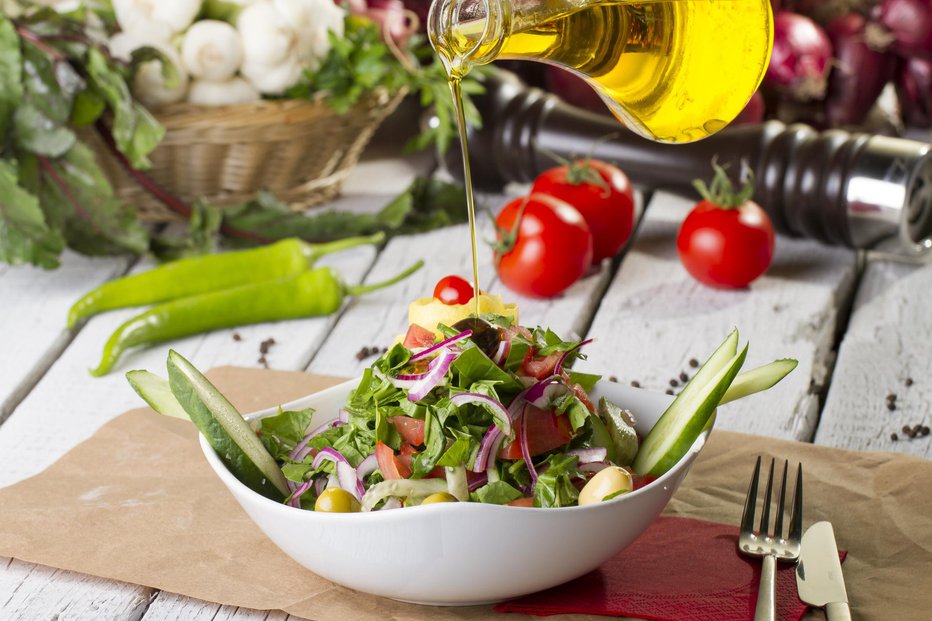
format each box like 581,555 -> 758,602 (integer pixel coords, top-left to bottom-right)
112,0 -> 202,37
241,57 -> 303,95
274,0 -> 345,66
237,2 -> 299,68
181,20 -> 244,82
188,78 -> 260,105
109,32 -> 189,108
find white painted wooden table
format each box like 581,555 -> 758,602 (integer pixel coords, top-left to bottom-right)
1,132 -> 930,621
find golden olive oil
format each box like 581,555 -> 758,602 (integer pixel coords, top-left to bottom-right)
432,0 -> 773,309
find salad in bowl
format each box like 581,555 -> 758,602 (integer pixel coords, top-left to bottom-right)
128,287 -> 796,603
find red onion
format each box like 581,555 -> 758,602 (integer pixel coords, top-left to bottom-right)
379,497 -> 403,510
554,338 -> 593,375
825,13 -> 898,127
314,475 -> 328,497
467,471 -> 489,491
450,392 -> 513,436
407,347 -> 458,401
409,329 -> 472,362
896,56 -> 932,127
872,0 -> 932,58
473,425 -> 504,472
287,480 -> 314,508
525,376 -> 566,407
356,453 -> 379,479
765,11 -> 833,101
518,404 -> 538,485
567,447 -> 608,464
312,448 -> 364,500
492,338 -> 511,366
579,461 -> 610,474
288,417 -> 343,462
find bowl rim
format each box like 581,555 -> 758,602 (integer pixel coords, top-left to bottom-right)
199,376 -> 712,519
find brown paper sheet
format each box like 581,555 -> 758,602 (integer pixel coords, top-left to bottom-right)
0,366 -> 929,621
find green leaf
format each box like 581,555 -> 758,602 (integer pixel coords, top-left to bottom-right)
69,89 -> 106,127
0,158 -> 64,268
0,14 -> 23,140
533,453 -> 580,508
471,480 -> 522,505
150,199 -> 221,261
35,142 -> 149,256
259,407 -> 314,448
85,47 -> 164,169
13,104 -> 76,157
565,370 -> 601,392
20,39 -> 83,126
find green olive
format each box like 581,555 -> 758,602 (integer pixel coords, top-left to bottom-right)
578,466 -> 633,506
421,491 -> 459,504
314,487 -> 361,513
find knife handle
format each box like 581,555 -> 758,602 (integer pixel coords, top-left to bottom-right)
755,554 -> 777,621
826,602 -> 852,621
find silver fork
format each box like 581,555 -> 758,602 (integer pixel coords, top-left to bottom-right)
738,456 -> 803,621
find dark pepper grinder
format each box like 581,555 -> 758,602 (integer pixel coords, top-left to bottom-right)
447,71 -> 932,257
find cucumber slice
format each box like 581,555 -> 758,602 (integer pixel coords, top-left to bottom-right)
126,370 -> 189,420
166,350 -> 290,499
633,331 -> 745,477
719,359 -> 798,405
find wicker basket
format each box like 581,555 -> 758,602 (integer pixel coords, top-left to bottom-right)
89,87 -> 407,222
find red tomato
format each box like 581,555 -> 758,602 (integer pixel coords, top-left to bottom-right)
433,275 -> 474,305
397,443 -> 444,478
520,352 -> 562,379
676,200 -> 775,289
494,194 -> 593,298
375,441 -> 411,480
402,323 -> 436,349
505,497 -> 535,507
389,416 -> 425,446
499,405 -> 575,460
531,160 -> 635,263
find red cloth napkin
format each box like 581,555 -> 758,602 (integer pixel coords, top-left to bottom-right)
494,516 -> 846,621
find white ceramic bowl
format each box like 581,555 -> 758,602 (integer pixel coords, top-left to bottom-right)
199,378 -> 710,606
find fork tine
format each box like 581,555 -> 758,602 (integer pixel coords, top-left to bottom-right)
789,463 -> 804,542
759,458 -> 775,535
774,459 -> 788,536
741,456 -> 761,534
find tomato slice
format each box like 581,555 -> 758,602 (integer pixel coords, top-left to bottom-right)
499,404 -> 574,460
389,416 -> 425,446
403,323 -> 436,349
506,497 -> 535,507
375,441 -> 411,480
521,352 -> 562,379
396,443 -> 444,478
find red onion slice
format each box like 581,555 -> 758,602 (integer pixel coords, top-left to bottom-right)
287,479 -> 314,508
379,497 -> 403,511
407,348 -> 458,402
450,392 -> 513,436
568,447 -> 608,464
356,453 -> 379,479
525,376 -> 566,408
288,417 -> 343,462
492,338 -> 511,366
579,461 -> 610,474
409,329 -> 472,362
554,338 -> 594,375
314,475 -> 328,497
472,425 -> 503,472
312,447 -> 364,500
468,471 -> 489,491
519,404 -> 539,486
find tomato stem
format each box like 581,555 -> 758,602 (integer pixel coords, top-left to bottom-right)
692,158 -> 756,209
489,196 -> 530,257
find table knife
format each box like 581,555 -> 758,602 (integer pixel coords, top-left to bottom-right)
796,521 -> 851,621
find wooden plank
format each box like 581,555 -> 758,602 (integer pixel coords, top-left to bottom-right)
0,252 -> 131,424
816,259 -> 932,457
579,192 -> 859,442
142,591 -> 290,621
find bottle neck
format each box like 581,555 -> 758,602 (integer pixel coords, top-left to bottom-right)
428,0 -> 512,78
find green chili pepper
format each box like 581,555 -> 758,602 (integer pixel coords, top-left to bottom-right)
68,232 -> 386,329
90,260 -> 423,377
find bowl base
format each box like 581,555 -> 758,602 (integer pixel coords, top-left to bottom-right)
390,597 -> 505,607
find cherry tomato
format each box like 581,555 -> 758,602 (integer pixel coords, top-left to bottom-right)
676,200 -> 775,288
499,405 -> 575,460
531,159 -> 635,263
494,193 -> 593,298
433,275 -> 474,305
402,323 -> 435,349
